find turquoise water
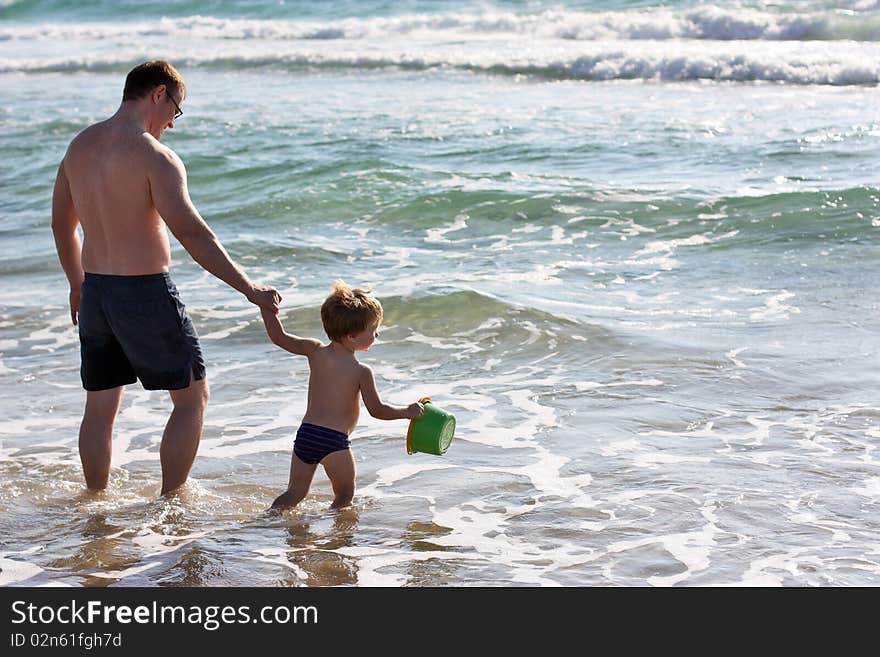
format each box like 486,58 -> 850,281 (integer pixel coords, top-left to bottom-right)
1,0 -> 879,586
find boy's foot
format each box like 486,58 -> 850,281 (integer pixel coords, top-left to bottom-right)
271,490 -> 300,508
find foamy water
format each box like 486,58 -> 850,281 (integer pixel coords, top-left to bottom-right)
1,0 -> 879,586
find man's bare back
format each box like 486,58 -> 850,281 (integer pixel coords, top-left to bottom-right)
63,119 -> 175,276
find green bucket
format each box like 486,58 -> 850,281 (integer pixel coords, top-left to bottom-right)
407,397 -> 456,456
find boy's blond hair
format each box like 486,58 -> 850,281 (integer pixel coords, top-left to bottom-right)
321,280 -> 383,342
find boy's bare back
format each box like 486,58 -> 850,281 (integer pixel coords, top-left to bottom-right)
300,340 -> 370,435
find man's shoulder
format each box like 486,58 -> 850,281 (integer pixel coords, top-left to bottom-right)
137,135 -> 183,174
67,122 -> 180,166
138,132 -> 179,159
66,121 -> 104,153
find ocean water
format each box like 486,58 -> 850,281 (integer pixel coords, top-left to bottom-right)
1,0 -> 879,587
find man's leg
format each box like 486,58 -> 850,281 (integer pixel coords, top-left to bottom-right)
79,387 -> 124,490
160,374 -> 209,495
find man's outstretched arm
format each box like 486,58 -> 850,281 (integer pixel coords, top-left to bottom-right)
149,147 -> 281,312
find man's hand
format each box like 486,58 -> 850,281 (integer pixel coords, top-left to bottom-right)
247,285 -> 282,314
69,285 -> 81,326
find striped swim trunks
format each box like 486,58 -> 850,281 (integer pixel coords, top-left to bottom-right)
293,422 -> 351,465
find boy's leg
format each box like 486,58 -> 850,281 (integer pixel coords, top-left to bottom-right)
161,373 -> 209,496
79,386 -> 124,490
272,452 -> 318,508
321,449 -> 356,509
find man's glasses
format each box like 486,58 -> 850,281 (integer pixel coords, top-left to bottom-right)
167,92 -> 183,120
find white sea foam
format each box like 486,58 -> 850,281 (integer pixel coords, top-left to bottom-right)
24,314 -> 78,352
851,476 -> 880,498
738,547 -> 823,585
425,214 -> 469,243
633,230 -> 739,257
575,378 -> 664,392
334,544 -> 482,586
424,502 -> 593,586
362,462 -> 457,499
87,559 -> 169,584
251,548 -> 310,583
745,289 -> 800,321
2,7 -> 878,43
0,547 -> 46,586
726,347 -> 749,368
3,20 -> 879,84
199,320 -> 251,340
606,518 -> 718,586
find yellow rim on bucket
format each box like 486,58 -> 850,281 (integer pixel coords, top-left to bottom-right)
407,397 -> 456,456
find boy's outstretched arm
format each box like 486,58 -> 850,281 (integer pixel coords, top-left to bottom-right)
359,365 -> 425,421
259,306 -> 321,356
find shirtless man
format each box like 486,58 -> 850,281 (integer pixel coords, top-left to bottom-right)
51,60 -> 281,495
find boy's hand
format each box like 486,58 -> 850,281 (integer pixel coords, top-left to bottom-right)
249,285 -> 282,314
407,402 -> 425,420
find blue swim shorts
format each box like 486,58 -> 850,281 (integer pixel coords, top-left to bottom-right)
78,272 -> 206,391
294,422 -> 351,465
